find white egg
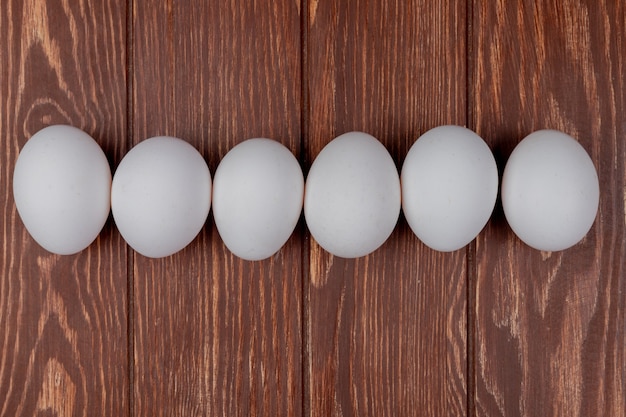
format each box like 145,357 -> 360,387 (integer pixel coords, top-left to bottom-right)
304,131 -> 401,258
111,136 -> 211,258
212,138 -> 304,261
401,125 -> 498,251
12,125 -> 112,255
501,129 -> 599,251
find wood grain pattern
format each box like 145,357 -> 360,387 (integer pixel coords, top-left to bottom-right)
305,1 -> 468,415
0,0 -> 129,416
473,1 -> 626,416
2,0 -> 625,416
131,0 -> 303,415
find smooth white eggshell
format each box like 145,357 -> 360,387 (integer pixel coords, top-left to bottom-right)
501,129 -> 599,251
304,131 -> 401,258
13,125 -> 112,255
212,138 -> 304,261
401,125 -> 498,251
111,136 -> 211,258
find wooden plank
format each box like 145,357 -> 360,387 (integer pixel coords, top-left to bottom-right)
306,1 -> 468,415
131,0 -> 303,415
0,0 -> 129,416
473,1 -> 626,415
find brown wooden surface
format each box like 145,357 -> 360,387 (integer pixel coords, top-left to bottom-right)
473,1 -> 626,416
131,0 -> 303,415
0,0 -> 129,415
1,0 -> 624,416
305,1 -> 468,415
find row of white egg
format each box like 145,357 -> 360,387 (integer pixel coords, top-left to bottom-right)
12,125 -> 600,259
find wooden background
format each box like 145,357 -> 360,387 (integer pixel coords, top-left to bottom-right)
1,0 -> 624,416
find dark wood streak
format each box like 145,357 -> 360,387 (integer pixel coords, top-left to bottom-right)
0,0 -> 128,416
473,1 -> 626,416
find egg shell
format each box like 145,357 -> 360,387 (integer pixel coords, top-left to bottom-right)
401,125 -> 498,251
111,136 -> 211,258
12,125 -> 112,255
212,138 -> 304,261
501,129 -> 599,251
304,131 -> 401,258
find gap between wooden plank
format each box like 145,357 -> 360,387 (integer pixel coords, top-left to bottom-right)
300,1 -> 311,417
126,0 -> 135,415
466,1 -> 476,416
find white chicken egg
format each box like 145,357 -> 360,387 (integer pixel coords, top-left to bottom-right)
304,131 -> 401,258
111,136 -> 211,258
401,125 -> 498,252
501,129 -> 599,251
13,125 -> 112,255
212,138 -> 304,261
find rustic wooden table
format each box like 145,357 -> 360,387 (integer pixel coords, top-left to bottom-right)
1,1 -> 624,416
